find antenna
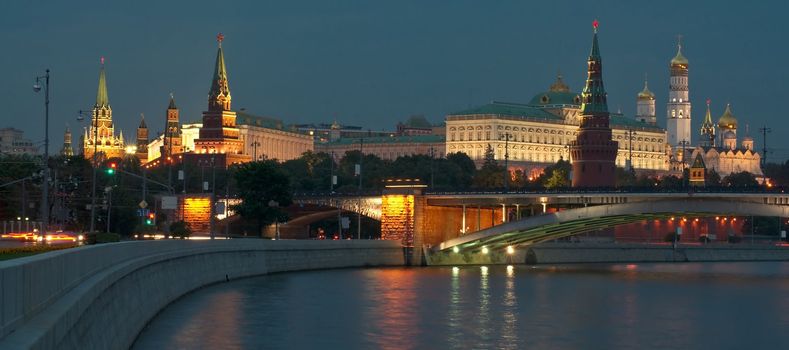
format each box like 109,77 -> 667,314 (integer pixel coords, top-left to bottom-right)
759,126 -> 771,165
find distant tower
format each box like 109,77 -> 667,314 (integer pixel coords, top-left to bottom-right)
193,33 -> 247,162
667,37 -> 692,148
636,75 -> 656,124
161,94 -> 183,160
569,20 -> 618,188
741,124 -> 754,151
717,103 -> 738,147
61,126 -> 74,157
83,57 -> 125,161
136,114 -> 148,163
699,99 -> 715,147
689,154 -> 706,187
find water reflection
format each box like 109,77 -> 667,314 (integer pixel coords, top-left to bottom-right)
135,262 -> 789,350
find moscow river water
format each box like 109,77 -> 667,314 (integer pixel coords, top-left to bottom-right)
134,262 -> 789,349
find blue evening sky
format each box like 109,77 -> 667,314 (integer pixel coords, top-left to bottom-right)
2,1 -> 788,160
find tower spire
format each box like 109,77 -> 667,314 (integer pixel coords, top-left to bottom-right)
581,19 -> 608,115
209,33 -> 231,111
95,57 -> 109,108
168,92 -> 177,109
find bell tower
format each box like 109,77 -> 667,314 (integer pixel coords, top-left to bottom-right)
667,36 -> 692,148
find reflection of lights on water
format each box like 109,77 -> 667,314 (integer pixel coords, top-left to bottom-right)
480,266 -> 488,275
452,266 -> 459,276
506,265 -> 514,276
625,264 -> 637,270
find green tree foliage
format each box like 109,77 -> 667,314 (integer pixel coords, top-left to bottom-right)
473,144 -> 504,189
544,168 -> 570,189
722,171 -> 759,188
706,168 -> 721,186
282,151 -> 335,192
537,159 -> 571,188
232,160 -> 292,236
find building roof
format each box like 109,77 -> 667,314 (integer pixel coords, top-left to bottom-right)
322,134 -> 444,145
96,61 -> 109,108
400,115 -> 433,128
236,111 -> 286,130
449,101 -> 564,121
717,104 -> 738,129
637,79 -> 655,100
690,153 -> 705,169
671,43 -> 689,68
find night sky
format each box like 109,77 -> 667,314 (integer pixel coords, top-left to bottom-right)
3,1 -> 788,160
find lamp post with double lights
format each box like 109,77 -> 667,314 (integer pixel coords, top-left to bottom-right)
503,132 -> 512,193
250,141 -> 260,161
33,70 -> 50,238
77,108 -> 100,233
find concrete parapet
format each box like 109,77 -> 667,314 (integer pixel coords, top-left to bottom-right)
0,239 -> 403,350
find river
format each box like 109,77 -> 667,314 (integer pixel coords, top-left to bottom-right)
133,262 -> 789,349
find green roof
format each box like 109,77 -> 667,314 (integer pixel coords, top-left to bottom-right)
449,101 -> 563,121
527,91 -> 581,106
609,114 -> 663,131
401,115 -> 433,128
236,111 -> 285,130
323,134 -> 444,145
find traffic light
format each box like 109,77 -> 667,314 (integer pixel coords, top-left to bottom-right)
106,162 -> 117,175
145,212 -> 156,225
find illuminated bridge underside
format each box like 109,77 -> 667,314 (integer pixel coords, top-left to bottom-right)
437,199 -> 789,253
295,196 -> 382,221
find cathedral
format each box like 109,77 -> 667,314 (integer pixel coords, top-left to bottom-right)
82,58 -> 126,161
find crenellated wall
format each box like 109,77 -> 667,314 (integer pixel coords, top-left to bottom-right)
0,240 -> 403,350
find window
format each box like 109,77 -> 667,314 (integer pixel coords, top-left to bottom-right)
450,133 -> 455,141
485,132 -> 490,140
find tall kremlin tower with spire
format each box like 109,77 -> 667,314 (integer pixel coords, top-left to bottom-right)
83,58 -> 125,161
568,20 -> 618,187
667,38 -> 692,149
190,33 -> 249,167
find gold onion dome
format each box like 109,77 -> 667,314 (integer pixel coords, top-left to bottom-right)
671,44 -> 689,68
637,80 -> 655,100
717,103 -> 738,129
549,74 -> 570,92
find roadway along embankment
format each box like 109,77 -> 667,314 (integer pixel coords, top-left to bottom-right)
525,243 -> 789,264
0,239 -> 404,350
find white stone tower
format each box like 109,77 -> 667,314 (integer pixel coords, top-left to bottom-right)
667,38 -> 692,148
636,75 -> 656,124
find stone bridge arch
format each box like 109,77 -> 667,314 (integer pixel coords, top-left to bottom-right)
436,198 -> 789,253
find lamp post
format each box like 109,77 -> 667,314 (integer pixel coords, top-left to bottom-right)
268,199 -> 280,240
626,129 -> 637,172
429,147 -> 435,189
33,70 -> 50,239
357,138 -> 363,239
250,141 -> 260,161
77,108 -> 100,233
503,133 -> 511,193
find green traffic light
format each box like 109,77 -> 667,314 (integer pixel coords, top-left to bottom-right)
145,219 -> 152,225
106,169 -> 115,175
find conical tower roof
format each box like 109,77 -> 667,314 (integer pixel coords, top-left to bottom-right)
208,33 -> 231,111
580,20 -> 608,115
95,57 -> 109,108
138,114 -> 147,129
168,93 -> 177,109
701,99 -> 714,126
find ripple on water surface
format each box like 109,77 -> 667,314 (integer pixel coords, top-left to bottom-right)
133,262 -> 789,350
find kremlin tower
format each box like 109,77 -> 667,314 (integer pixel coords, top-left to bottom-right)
635,76 -> 656,125
568,20 -> 618,188
667,38 -> 692,148
191,33 -> 249,167
161,94 -> 183,161
83,58 -> 125,161
136,114 -> 149,163
700,99 -> 716,147
61,126 -> 74,157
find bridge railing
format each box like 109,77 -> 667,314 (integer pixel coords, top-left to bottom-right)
425,186 -> 785,196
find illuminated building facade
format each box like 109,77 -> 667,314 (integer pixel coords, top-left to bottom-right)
135,115 -> 148,163
83,59 -> 126,161
317,135 -> 445,162
0,128 -> 38,155
60,127 -> 74,157
689,104 -> 763,178
667,39 -> 692,149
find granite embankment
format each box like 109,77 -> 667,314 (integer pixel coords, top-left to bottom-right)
0,239 -> 404,350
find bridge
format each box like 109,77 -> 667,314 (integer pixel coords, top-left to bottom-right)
292,189 -> 789,264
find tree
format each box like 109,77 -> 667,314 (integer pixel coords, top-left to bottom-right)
232,160 -> 293,237
473,144 -> 504,189
169,220 -> 192,239
722,171 -> 759,188
706,168 -> 721,186
544,168 -> 570,189
537,159 -> 571,189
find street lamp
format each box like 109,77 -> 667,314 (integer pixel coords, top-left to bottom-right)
626,129 -> 637,173
503,133 -> 512,193
250,140 -> 261,160
77,108 -> 100,233
268,199 -> 280,240
33,69 -> 50,239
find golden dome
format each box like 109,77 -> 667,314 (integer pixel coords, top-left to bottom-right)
549,74 -> 570,93
637,80 -> 654,100
670,44 -> 689,68
717,104 -> 738,130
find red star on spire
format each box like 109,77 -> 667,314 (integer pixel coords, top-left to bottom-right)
217,33 -> 224,44
100,56 -> 105,65
706,98 -> 711,105
592,19 -> 599,30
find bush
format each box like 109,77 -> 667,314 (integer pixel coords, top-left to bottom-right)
169,220 -> 192,239
85,232 -> 121,244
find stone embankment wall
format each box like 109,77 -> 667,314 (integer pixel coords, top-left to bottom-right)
0,240 -> 403,350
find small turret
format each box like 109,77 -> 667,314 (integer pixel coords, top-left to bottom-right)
61,126 -> 74,157
636,75 -> 656,124
700,99 -> 715,147
136,114 -> 149,163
